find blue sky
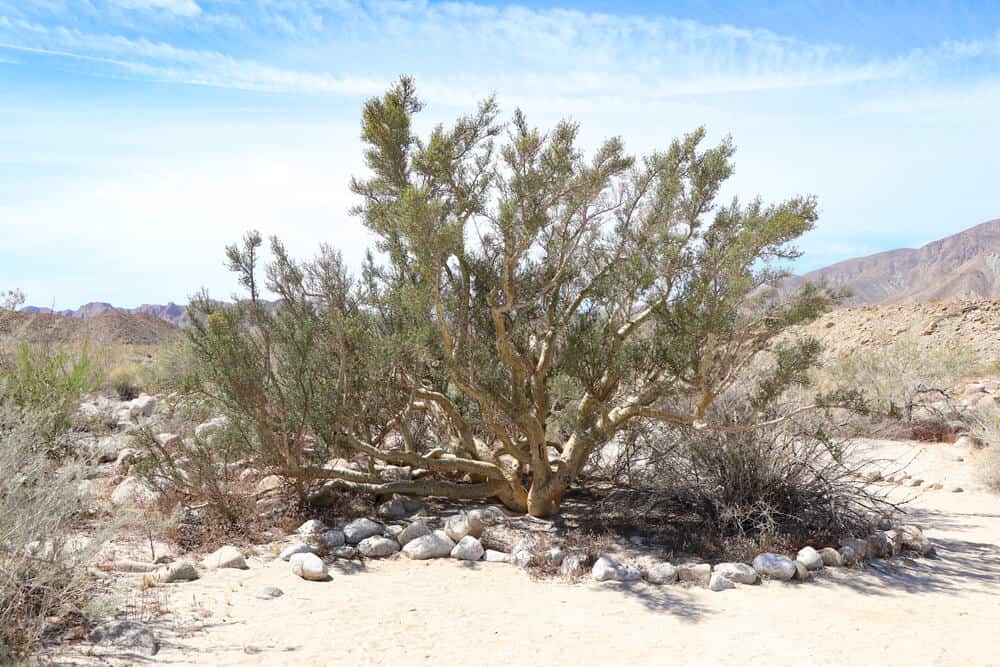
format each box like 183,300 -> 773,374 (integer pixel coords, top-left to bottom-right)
1,1 -> 999,308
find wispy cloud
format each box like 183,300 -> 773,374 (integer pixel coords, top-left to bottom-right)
110,0 -> 201,17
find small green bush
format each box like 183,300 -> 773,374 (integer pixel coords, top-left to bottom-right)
106,364 -> 142,401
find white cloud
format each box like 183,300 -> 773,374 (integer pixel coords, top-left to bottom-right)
110,0 -> 201,17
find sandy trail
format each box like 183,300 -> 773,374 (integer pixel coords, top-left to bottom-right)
74,439 -> 1000,667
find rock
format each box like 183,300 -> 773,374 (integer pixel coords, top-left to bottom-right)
841,538 -> 868,560
110,476 -> 161,507
290,552 -> 329,581
91,434 -> 129,463
884,530 -> 903,556
203,546 -> 247,570
819,547 -> 843,566
796,546 -> 824,571
863,470 -> 883,483
384,525 -> 404,539
332,546 -> 357,559
296,519 -> 327,536
839,545 -> 859,566
110,559 -> 158,573
645,562 -> 679,585
344,518 -> 384,544
709,573 -> 736,591
713,562 -> 758,585
255,586 -> 284,600
484,549 -> 510,563
153,560 -> 199,583
194,416 -> 226,441
318,530 -> 346,549
468,507 -> 505,527
279,543 -> 318,561
256,475 -> 283,494
899,525 -> 936,556
677,563 -> 712,586
591,555 -> 641,582
907,478 -> 924,487
114,448 -> 140,475
510,539 -> 538,568
793,560 -> 811,580
89,620 -> 159,656
751,553 -> 796,581
949,486 -> 964,493
559,553 -> 589,577
444,512 -> 484,541
402,531 -> 455,560
377,494 -> 424,520
357,536 -> 401,558
451,535 -> 485,561
866,532 -> 893,559
544,547 -> 565,567
954,434 -> 982,449
377,465 -> 412,481
128,395 -> 157,419
397,521 -> 432,547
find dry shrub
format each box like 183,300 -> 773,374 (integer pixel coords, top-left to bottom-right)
0,404 -> 109,660
971,408 -> 1000,492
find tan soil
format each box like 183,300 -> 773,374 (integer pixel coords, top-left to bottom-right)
62,437 -> 1000,667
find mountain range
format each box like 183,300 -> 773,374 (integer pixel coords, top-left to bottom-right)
20,218 -> 1000,324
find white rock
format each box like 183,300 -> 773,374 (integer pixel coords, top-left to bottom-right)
344,518 -> 384,544
444,512 -> 484,541
202,546 -> 247,570
194,416 -> 226,441
677,563 -> 712,586
129,395 -> 157,418
510,539 -> 537,568
255,586 -> 283,600
357,536 -> 401,558
296,519 -> 327,536
592,555 -> 641,582
645,562 -> 678,585
451,535 -> 485,561
839,545 -> 859,566
484,549 -> 510,563
110,477 -> 161,507
751,553 -> 796,581
544,547 -> 565,567
793,560 -> 811,580
290,552 -> 328,581
397,521 -> 432,547
332,546 -> 357,559
796,546 -> 824,571
89,620 -> 159,656
279,543 -> 318,561
377,494 -> 424,520
709,573 -> 736,591
898,525 -> 936,556
713,562 -> 758,585
819,547 -> 843,566
402,531 -> 455,560
256,475 -> 283,494
318,530 -> 346,549
841,538 -> 868,560
153,560 -> 198,583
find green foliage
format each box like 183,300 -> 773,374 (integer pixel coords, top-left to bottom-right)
106,364 -> 142,401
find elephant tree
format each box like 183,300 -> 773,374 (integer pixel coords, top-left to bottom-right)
195,77 -> 836,517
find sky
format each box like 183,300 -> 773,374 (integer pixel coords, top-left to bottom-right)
1,1 -> 999,308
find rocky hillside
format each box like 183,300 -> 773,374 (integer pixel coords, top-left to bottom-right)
787,218 -> 1000,304
1,309 -> 179,346
23,301 -> 191,327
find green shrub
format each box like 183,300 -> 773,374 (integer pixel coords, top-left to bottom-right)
106,364 -> 142,401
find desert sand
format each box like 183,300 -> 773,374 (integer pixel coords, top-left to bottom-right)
71,438 -> 1000,667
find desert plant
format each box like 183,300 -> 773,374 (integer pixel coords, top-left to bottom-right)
0,401 -> 107,660
106,364 -> 142,401
195,77 -> 838,516
970,407 -> 1000,491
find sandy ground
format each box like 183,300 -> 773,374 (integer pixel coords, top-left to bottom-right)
67,438 -> 1000,667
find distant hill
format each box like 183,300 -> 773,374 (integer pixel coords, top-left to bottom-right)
23,301 -> 191,327
786,218 -> 1000,304
1,308 -> 179,346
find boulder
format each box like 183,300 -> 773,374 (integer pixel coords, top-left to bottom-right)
796,546 -> 824,571
290,552 -> 329,581
344,518 -> 384,544
332,546 -> 357,559
677,563 -> 712,586
484,549 -> 511,563
751,553 -> 796,581
884,530 -> 903,556
645,562 -> 678,585
444,512 -> 484,542
709,573 -> 736,591
110,477 -> 161,507
114,448 -> 140,476
592,555 -> 641,582
357,536 -> 401,558
451,536 -> 485,561
468,507 -> 505,527
128,395 -> 157,419
202,546 -> 247,570
840,538 -> 868,560
255,586 -> 284,600
91,434 -> 129,463
544,547 -> 565,567
318,530 -> 346,549
560,553 -> 589,577
793,560 -> 811,580
402,531 -> 455,560
899,525 -> 936,556
89,621 -> 159,656
153,560 -> 199,584
256,475 -> 283,494
397,521 -> 432,547
866,532 -> 893,559
839,545 -> 859,566
279,543 -> 318,561
819,547 -> 844,566
377,494 -> 424,520
510,539 -> 538,568
296,519 -> 328,536
713,562 -> 758,585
